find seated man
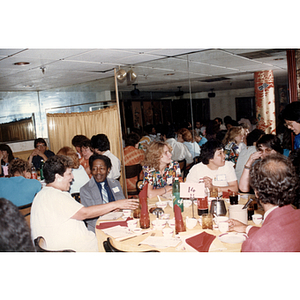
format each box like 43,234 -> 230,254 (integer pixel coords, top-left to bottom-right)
186,139 -> 238,193
31,155 -> 138,251
91,134 -> 121,180
80,155 -> 136,232
229,153 -> 300,252
28,138 -> 55,170
0,158 -> 41,207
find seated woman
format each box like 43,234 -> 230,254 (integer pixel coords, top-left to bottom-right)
80,154 -> 139,233
80,138 -> 94,178
0,158 -> 41,207
142,141 -> 182,198
0,144 -> 15,177
0,198 -> 35,252
239,134 -> 283,193
57,146 -> 89,195
31,155 -> 139,251
222,126 -> 245,167
186,139 -> 238,193
177,128 -> 201,159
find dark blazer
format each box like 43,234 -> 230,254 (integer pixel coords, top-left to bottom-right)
242,205 -> 300,252
80,177 -> 125,232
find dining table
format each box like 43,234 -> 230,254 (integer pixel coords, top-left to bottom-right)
95,193 -> 264,252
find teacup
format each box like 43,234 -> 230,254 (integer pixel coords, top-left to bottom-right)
152,219 -> 166,230
218,220 -> 229,233
127,219 -> 138,230
167,218 -> 175,228
183,200 -> 192,207
123,209 -> 131,218
215,216 -> 228,226
168,200 -> 173,208
162,227 -> 174,238
252,214 -> 263,225
156,201 -> 168,209
160,213 -> 170,220
186,217 -> 197,229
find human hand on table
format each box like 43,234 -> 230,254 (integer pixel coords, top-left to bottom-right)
203,176 -> 212,189
228,219 -> 247,233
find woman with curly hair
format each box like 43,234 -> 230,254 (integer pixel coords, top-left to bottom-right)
142,141 -> 182,198
0,144 -> 15,177
222,126 -> 244,167
0,198 -> 35,251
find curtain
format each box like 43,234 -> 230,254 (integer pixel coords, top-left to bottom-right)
47,105 -> 124,187
254,70 -> 276,134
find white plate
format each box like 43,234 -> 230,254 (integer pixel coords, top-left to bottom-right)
218,232 -> 247,244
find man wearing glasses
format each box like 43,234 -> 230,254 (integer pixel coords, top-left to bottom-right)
28,138 -> 55,170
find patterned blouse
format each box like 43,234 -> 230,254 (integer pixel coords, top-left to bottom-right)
142,160 -> 182,189
224,141 -> 240,167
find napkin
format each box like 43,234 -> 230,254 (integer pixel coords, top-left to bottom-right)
174,204 -> 183,221
96,217 -> 132,230
185,231 -> 216,252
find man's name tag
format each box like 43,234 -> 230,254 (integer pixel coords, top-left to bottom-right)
180,182 -> 204,198
112,187 -> 120,193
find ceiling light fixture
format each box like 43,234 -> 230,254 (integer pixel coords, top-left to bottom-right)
126,69 -> 137,85
116,66 -> 127,82
14,62 -> 30,66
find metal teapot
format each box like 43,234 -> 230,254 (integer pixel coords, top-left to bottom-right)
210,198 -> 227,216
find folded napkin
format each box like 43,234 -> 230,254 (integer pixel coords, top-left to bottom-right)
185,231 -> 216,252
96,217 -> 132,230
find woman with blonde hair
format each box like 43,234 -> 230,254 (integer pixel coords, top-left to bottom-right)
142,141 -> 182,198
222,126 -> 244,167
57,146 -> 89,194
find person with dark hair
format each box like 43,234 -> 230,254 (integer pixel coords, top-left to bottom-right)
177,128 -> 200,159
235,129 -> 265,183
80,154 -> 138,232
186,139 -> 238,193
123,132 -> 145,194
0,144 -> 15,177
0,198 -> 35,252
239,134 -> 283,192
31,155 -> 139,251
229,153 -> 300,252
281,101 -> 300,150
80,138 -> 94,178
71,134 -> 88,159
0,158 -> 41,207
28,138 -> 55,170
90,134 -> 121,180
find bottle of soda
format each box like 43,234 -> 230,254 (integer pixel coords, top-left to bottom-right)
197,178 -> 208,216
173,177 -> 183,212
31,164 -> 37,179
40,160 -> 45,181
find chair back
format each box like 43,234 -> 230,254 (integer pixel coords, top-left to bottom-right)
34,236 -> 76,252
125,164 -> 143,196
18,203 -> 32,228
177,159 -> 186,179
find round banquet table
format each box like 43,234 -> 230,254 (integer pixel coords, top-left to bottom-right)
95,193 -> 263,252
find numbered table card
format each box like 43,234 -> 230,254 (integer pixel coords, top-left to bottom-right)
180,182 -> 204,199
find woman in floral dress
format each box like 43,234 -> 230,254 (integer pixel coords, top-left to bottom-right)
142,141 -> 182,198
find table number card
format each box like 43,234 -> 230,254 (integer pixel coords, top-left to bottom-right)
180,182 -> 203,199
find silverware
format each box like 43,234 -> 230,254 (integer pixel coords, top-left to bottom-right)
242,198 -> 254,209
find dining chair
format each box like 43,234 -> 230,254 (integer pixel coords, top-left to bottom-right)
103,237 -> 159,252
125,164 -> 143,197
18,203 -> 32,227
177,159 -> 186,179
34,236 -> 76,252
71,192 -> 81,203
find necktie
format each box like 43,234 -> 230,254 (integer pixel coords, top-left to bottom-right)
101,182 -> 109,204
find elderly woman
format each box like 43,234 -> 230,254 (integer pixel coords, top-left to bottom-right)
239,134 -> 283,192
0,158 -> 41,207
177,128 -> 200,159
222,126 -> 245,167
186,139 -> 238,193
142,141 -> 182,198
57,146 -> 89,195
0,144 -> 15,177
80,154 -> 139,232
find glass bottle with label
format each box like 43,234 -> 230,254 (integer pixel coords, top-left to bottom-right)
40,160 -> 45,181
197,178 -> 208,216
172,177 -> 183,212
31,164 -> 37,179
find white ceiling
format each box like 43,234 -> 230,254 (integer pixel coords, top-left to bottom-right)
0,48 -> 288,94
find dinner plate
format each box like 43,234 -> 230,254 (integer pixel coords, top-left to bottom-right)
218,232 -> 247,244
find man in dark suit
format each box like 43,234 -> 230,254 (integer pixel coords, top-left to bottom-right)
80,154 -> 138,232
229,153 -> 300,252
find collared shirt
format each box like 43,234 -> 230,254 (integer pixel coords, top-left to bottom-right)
95,178 -> 115,203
